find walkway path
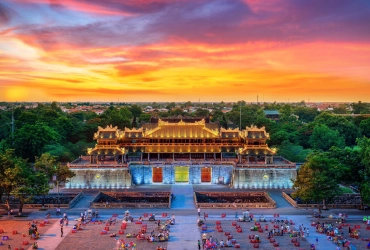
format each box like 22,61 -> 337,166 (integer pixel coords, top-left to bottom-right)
166,215 -> 200,250
289,215 -> 335,250
28,219 -> 74,250
171,184 -> 195,209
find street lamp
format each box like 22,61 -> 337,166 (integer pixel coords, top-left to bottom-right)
53,165 -> 59,206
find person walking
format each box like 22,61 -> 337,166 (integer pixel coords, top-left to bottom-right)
60,224 -> 64,237
198,239 -> 201,250
171,214 -> 175,224
198,207 -> 200,217
306,228 -> 309,237
316,237 -> 318,245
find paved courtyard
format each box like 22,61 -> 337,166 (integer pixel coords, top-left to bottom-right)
1,185 -> 370,250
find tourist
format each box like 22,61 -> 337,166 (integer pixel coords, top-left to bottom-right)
61,224 -> 63,237
198,207 -> 201,217
32,242 -> 38,249
219,239 -> 224,247
7,245 -> 11,250
95,209 -> 99,218
316,237 -> 318,245
171,214 -> 175,224
306,228 -> 309,236
198,239 -> 201,250
226,239 -> 232,247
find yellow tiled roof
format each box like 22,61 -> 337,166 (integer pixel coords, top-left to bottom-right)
145,119 -> 219,139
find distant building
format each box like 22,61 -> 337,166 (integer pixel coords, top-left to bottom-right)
263,110 -> 280,120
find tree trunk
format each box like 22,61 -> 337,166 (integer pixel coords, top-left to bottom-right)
359,188 -> 364,210
42,194 -> 45,209
6,195 -> 11,211
317,203 -> 322,215
18,200 -> 23,216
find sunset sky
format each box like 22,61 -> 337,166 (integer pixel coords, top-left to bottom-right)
1,0 -> 370,102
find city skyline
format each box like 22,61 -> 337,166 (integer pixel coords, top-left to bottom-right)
1,0 -> 370,102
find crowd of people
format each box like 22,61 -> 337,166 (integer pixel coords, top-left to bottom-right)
28,221 -> 40,240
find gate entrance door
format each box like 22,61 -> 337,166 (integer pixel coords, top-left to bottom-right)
201,167 -> 212,182
152,167 -> 163,183
175,166 -> 189,182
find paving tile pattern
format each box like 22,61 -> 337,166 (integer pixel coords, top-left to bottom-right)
308,218 -> 370,250
55,218 -> 169,250
0,219 -> 55,250
200,219 -> 312,250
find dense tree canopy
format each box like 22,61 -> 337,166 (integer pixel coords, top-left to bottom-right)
0,101 -> 369,210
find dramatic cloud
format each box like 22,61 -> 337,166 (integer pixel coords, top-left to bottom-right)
0,0 -> 370,102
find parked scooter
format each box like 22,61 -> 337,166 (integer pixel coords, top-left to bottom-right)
149,214 -> 156,221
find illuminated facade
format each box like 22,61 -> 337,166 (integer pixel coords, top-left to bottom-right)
66,119 -> 296,189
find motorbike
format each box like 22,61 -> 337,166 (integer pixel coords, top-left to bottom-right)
149,214 -> 156,221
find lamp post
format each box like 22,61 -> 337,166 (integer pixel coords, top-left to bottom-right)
53,165 -> 59,206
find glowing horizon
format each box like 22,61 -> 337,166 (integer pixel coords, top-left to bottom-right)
1,0 -> 370,102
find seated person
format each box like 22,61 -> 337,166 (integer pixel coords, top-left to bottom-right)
138,216 -> 143,221
150,235 -> 155,242
219,240 -> 224,247
32,242 -> 38,249
31,233 -> 36,239
73,224 -> 77,230
110,233 -> 116,237
226,239 -> 232,247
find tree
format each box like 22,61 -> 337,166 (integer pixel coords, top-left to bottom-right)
1,150 -> 49,215
293,106 -> 319,123
333,104 -> 348,114
269,131 -> 291,147
357,137 -> 370,205
138,114 -> 151,123
352,101 -> 370,114
44,144 -> 75,162
194,108 -> 210,117
0,149 -> 17,210
313,112 -> 360,146
129,104 -> 142,118
54,164 -> 76,189
292,152 -> 344,213
12,123 -> 60,161
35,153 -> 58,180
277,141 -> 312,162
360,118 -> 370,138
279,105 -> 297,123
309,124 -> 345,151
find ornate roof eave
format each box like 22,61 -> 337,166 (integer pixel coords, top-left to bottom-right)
242,125 -> 270,139
122,127 -> 144,138
238,145 -> 276,155
145,118 -> 219,138
93,124 -> 119,140
87,146 -> 126,155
